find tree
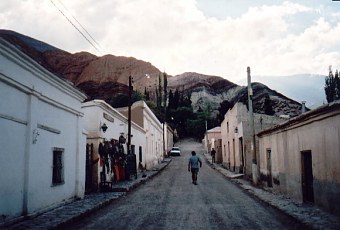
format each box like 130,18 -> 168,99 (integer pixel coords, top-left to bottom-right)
264,94 -> 275,115
170,106 -> 194,138
109,91 -> 144,108
163,72 -> 168,108
144,87 -> 150,101
179,91 -> 192,108
109,94 -> 129,108
132,91 -> 144,102
325,66 -> 340,103
186,117 -> 206,141
335,70 -> 340,100
155,74 -> 164,109
168,90 -> 174,110
173,89 -> 180,109
217,100 -> 233,124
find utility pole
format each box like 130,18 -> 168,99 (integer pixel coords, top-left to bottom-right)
126,75 -> 137,179
162,72 -> 167,158
127,75 -> 132,155
247,67 -> 258,185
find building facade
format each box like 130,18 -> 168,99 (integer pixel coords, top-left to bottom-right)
0,39 -> 87,225
117,100 -> 164,169
221,102 -> 287,178
164,123 -> 174,156
258,101 -> 340,215
205,127 -> 222,163
82,100 -> 146,192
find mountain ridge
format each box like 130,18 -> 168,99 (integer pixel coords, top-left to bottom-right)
0,29 -> 304,117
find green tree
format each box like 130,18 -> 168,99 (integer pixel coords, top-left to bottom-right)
186,118 -> 206,141
155,74 -> 165,109
174,89 -> 180,109
217,100 -> 233,124
264,94 -> 275,115
335,70 -> 340,100
109,94 -> 129,108
168,90 -> 174,110
109,91 -> 144,108
163,72 -> 168,108
179,91 -> 192,108
132,91 -> 144,102
144,87 -> 150,101
170,106 -> 194,137
325,66 -> 340,103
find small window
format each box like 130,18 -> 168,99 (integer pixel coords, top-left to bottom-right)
52,148 -> 64,185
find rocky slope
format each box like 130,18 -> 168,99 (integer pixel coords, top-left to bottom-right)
169,72 -> 302,117
0,30 -> 303,117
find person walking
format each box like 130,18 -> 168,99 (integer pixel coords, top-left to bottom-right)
188,151 -> 202,185
211,148 -> 216,163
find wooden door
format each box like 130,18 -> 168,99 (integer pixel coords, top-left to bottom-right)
266,149 -> 273,187
85,143 -> 94,193
301,150 -> 314,203
239,137 -> 244,173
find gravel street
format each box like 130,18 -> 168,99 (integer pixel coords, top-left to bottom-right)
68,138 -> 305,230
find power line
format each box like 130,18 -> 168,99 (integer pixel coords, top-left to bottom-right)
50,0 -> 102,54
56,0 -> 104,52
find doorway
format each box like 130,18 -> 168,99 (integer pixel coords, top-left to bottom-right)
232,139 -> 236,171
239,137 -> 244,173
301,150 -> 314,203
266,149 -> 273,187
85,143 -> 94,194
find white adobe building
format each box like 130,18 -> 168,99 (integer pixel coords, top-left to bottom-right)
81,100 -> 146,192
117,100 -> 164,169
204,127 -> 222,163
0,38 -> 87,225
164,123 -> 174,156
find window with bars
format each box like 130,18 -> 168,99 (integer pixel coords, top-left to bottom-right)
52,148 -> 64,185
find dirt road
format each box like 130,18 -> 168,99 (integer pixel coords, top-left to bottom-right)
68,138 -> 303,230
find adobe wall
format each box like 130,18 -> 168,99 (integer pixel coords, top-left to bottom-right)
259,108 -> 340,215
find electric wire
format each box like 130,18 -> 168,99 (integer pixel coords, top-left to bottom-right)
49,0 -> 101,54
56,0 -> 104,53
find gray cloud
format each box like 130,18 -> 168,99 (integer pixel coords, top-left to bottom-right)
1,0 -> 339,82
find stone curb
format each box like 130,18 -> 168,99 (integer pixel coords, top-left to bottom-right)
55,158 -> 172,229
52,193 -> 125,230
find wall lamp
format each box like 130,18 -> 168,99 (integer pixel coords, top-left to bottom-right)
32,129 -> 40,144
100,123 -> 108,133
234,127 -> 238,133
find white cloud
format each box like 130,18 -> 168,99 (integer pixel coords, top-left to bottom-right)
1,0 -> 340,82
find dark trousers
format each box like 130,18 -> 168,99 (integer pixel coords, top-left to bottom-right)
191,168 -> 199,182
211,155 -> 215,163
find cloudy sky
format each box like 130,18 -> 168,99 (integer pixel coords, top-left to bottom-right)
1,0 -> 340,83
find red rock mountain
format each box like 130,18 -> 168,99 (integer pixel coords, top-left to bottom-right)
43,50 -> 163,101
0,30 -> 303,116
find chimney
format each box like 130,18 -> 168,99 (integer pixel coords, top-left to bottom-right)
301,101 -> 306,113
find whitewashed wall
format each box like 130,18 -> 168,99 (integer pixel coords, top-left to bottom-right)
221,103 -> 245,172
140,101 -> 163,169
117,101 -> 164,170
0,39 -> 87,224
165,123 -> 174,155
82,100 -> 146,188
